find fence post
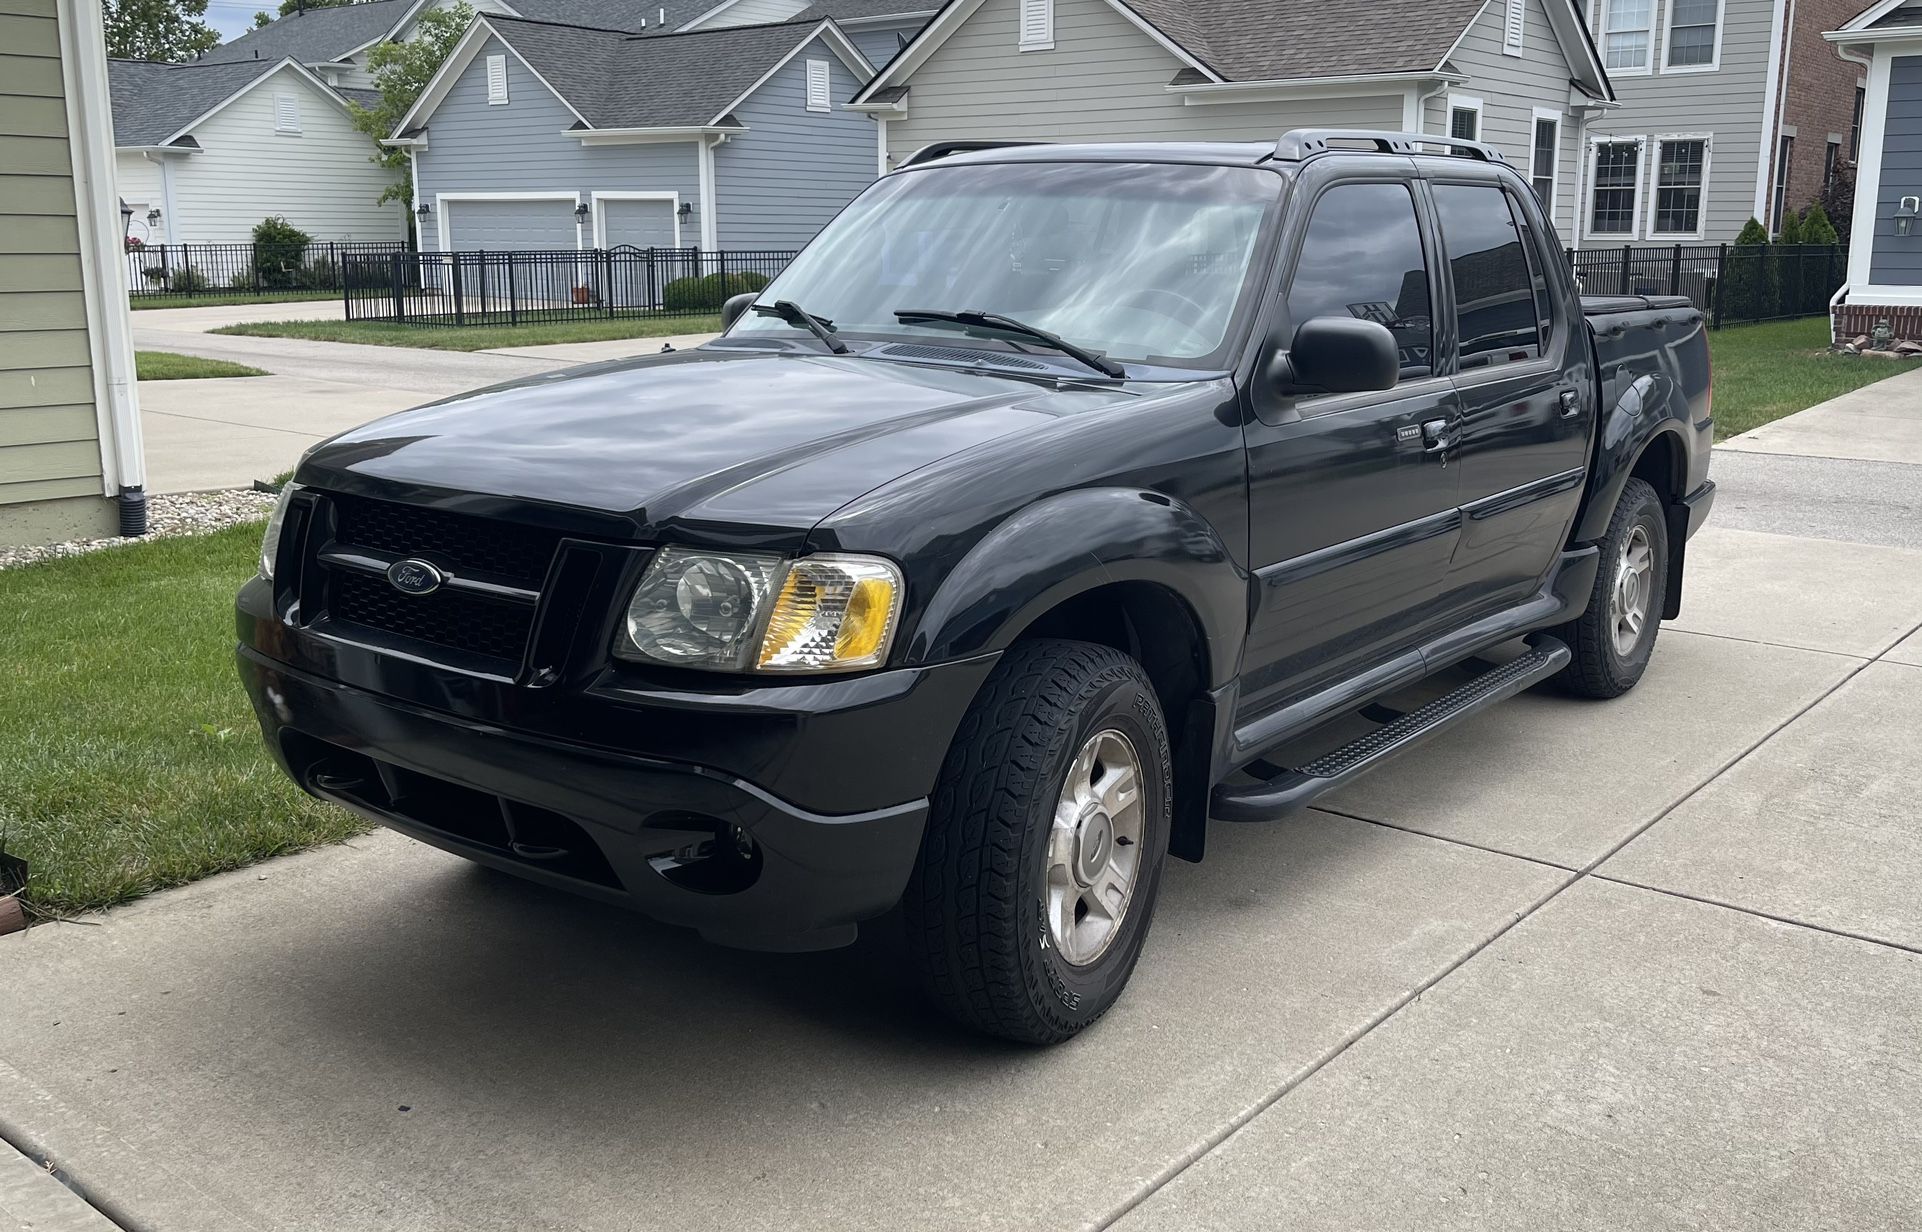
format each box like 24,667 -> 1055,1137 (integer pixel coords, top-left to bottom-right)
1619,244 -> 1633,296
508,255 -> 519,327
452,253 -> 466,326
1712,243 -> 1726,328
1670,244 -> 1683,297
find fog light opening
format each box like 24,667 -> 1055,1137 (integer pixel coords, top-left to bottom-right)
643,814 -> 763,895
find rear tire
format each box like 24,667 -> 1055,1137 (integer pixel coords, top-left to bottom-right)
1555,477 -> 1668,699
904,639 -> 1171,1044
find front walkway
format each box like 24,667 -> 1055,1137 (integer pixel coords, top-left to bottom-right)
3,371 -> 1920,1229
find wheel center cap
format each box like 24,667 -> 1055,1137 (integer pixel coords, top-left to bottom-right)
1075,811 -> 1112,886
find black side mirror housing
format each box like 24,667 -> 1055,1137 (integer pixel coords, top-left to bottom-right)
720,292 -> 756,331
1270,316 -> 1401,396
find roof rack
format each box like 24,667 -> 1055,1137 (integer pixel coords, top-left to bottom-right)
1267,129 -> 1509,165
897,139 -> 1049,169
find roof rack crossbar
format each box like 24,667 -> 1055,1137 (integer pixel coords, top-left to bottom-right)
897,139 -> 1049,168
1268,129 -> 1508,165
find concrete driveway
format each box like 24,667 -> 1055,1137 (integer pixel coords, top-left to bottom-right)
131,302 -> 714,492
4,369 -> 1921,1231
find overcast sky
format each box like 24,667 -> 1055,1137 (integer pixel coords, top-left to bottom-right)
205,0 -> 271,41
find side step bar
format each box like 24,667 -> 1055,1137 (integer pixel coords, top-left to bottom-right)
1211,637 -> 1571,823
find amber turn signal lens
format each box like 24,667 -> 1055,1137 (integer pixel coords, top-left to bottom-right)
755,554 -> 903,672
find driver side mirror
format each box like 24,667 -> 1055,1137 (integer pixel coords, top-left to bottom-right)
1268,316 -> 1400,396
720,292 -> 756,331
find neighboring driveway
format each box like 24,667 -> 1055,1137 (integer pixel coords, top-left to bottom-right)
131,303 -> 715,492
3,360 -> 1920,1231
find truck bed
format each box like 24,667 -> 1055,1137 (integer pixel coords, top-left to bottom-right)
1581,293 -> 1697,317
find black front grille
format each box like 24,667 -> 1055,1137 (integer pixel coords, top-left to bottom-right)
331,569 -> 535,662
330,492 -> 560,587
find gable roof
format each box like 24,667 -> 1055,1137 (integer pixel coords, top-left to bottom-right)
396,14 -> 870,135
856,0 -> 1610,104
109,57 -> 291,146
197,0 -> 415,66
507,0 -> 718,34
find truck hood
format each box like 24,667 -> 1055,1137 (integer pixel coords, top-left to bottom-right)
297,348 -> 1132,541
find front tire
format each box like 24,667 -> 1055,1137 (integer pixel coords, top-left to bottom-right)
1555,477 -> 1668,698
905,639 -> 1172,1044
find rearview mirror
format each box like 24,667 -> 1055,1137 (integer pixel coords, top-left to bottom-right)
1272,316 -> 1400,396
721,292 -> 756,331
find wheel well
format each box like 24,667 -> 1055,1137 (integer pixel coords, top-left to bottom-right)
1630,430 -> 1683,503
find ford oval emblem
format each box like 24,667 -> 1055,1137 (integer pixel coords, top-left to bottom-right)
386,558 -> 444,596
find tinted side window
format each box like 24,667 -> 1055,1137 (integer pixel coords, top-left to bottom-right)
1433,183 -> 1542,369
1286,183 -> 1433,378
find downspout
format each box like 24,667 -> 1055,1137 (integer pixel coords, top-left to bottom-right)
1413,79 -> 1450,137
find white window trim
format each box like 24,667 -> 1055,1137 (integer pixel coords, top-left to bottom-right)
1644,132 -> 1712,241
589,191 -> 683,250
1597,0 -> 1655,77
1528,106 -> 1565,235
805,57 -> 831,112
433,191 -> 583,253
1659,0 -> 1725,74
486,53 -> 509,105
274,91 -> 301,135
1447,93 -> 1483,142
1018,0 -> 1053,51
1503,0 -> 1527,57
1583,134 -> 1647,242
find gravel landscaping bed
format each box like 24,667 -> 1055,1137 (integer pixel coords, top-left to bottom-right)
0,488 -> 275,571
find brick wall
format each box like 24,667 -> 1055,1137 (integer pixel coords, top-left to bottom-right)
1833,302 -> 1922,344
1765,0 -> 1871,230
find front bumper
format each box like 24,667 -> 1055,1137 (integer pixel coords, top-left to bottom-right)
237,580 -> 996,950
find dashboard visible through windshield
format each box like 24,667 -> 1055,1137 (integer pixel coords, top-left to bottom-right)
729,160 -> 1281,369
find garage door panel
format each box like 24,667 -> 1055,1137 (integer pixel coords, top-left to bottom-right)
601,198 -> 677,250
445,199 -> 576,251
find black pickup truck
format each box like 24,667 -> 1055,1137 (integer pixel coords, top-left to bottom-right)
238,130 -> 1713,1043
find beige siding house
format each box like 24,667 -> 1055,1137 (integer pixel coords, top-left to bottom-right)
852,0 -> 1615,244
2,0 -> 144,547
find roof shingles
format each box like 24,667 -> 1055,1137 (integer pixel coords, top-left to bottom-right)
1117,0 -> 1490,80
108,58 -> 283,146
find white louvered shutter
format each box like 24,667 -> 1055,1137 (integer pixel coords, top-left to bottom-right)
805,58 -> 831,111
486,54 -> 509,104
274,93 -> 300,133
1503,0 -> 1526,54
1019,0 -> 1053,48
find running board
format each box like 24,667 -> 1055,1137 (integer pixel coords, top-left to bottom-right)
1211,637 -> 1571,823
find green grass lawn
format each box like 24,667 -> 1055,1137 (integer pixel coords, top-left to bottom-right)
211,314 -> 723,351
1709,317 -> 1914,439
135,351 -> 268,380
0,526 -> 366,917
130,290 -> 342,311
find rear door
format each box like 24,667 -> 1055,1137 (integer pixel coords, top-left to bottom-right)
1238,172 -> 1466,722
1430,174 -> 1593,607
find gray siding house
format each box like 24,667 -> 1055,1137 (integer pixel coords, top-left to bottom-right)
392,15 -> 881,251
1827,0 -> 1922,340
849,0 -> 1614,244
4,0 -> 144,547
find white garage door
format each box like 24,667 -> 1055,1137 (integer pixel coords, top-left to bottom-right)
444,198 -> 577,251
600,198 -> 678,250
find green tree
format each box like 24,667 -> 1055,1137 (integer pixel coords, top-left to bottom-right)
103,0 -> 220,61
1734,217 -> 1770,246
347,2 -> 474,207
1819,164 -> 1855,246
275,0 -> 357,15
1721,217 -> 1777,324
1802,200 -> 1840,246
1777,207 -> 1806,245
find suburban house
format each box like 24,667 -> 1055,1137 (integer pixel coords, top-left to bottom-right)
108,56 -> 402,246
1826,0 -> 1922,340
848,0 -> 1615,244
389,14 -> 882,252
1578,0 -> 1871,245
4,0 -> 146,547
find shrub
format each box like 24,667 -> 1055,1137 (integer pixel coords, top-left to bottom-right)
1802,201 -> 1840,246
251,215 -> 311,288
167,265 -> 211,294
1777,207 -> 1806,246
1718,217 -> 1778,324
295,256 -> 338,289
660,269 -> 769,312
1819,164 -> 1855,245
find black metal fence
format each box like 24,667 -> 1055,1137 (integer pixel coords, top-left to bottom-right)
124,240 -> 413,299
342,247 -> 800,326
1567,244 -> 1846,327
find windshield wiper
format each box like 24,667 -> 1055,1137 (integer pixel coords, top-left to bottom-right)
752,300 -> 849,355
893,308 -> 1126,378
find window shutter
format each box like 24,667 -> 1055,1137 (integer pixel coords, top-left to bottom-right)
1504,0 -> 1525,54
1019,0 -> 1052,48
486,54 -> 509,104
274,93 -> 300,133
805,58 -> 831,112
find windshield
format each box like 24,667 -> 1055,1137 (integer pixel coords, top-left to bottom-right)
730,160 -> 1280,368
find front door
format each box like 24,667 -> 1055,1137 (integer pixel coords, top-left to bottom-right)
1429,179 -> 1593,607
1239,177 -> 1465,723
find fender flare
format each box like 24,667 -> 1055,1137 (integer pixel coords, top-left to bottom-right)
1571,374 -> 1691,545
903,487 -> 1246,691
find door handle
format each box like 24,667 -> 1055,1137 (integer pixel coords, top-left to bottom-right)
1558,389 -> 1582,418
1420,418 -> 1457,466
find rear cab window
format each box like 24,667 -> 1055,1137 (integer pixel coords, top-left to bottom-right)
1432,183 -> 1556,371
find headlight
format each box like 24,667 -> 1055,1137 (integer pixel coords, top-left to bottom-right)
259,483 -> 299,579
615,548 -> 903,674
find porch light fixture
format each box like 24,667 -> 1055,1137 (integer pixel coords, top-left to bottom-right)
678,201 -> 692,223
415,202 -> 431,218
1897,195 -> 1920,238
574,202 -> 590,223
146,207 -> 162,225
